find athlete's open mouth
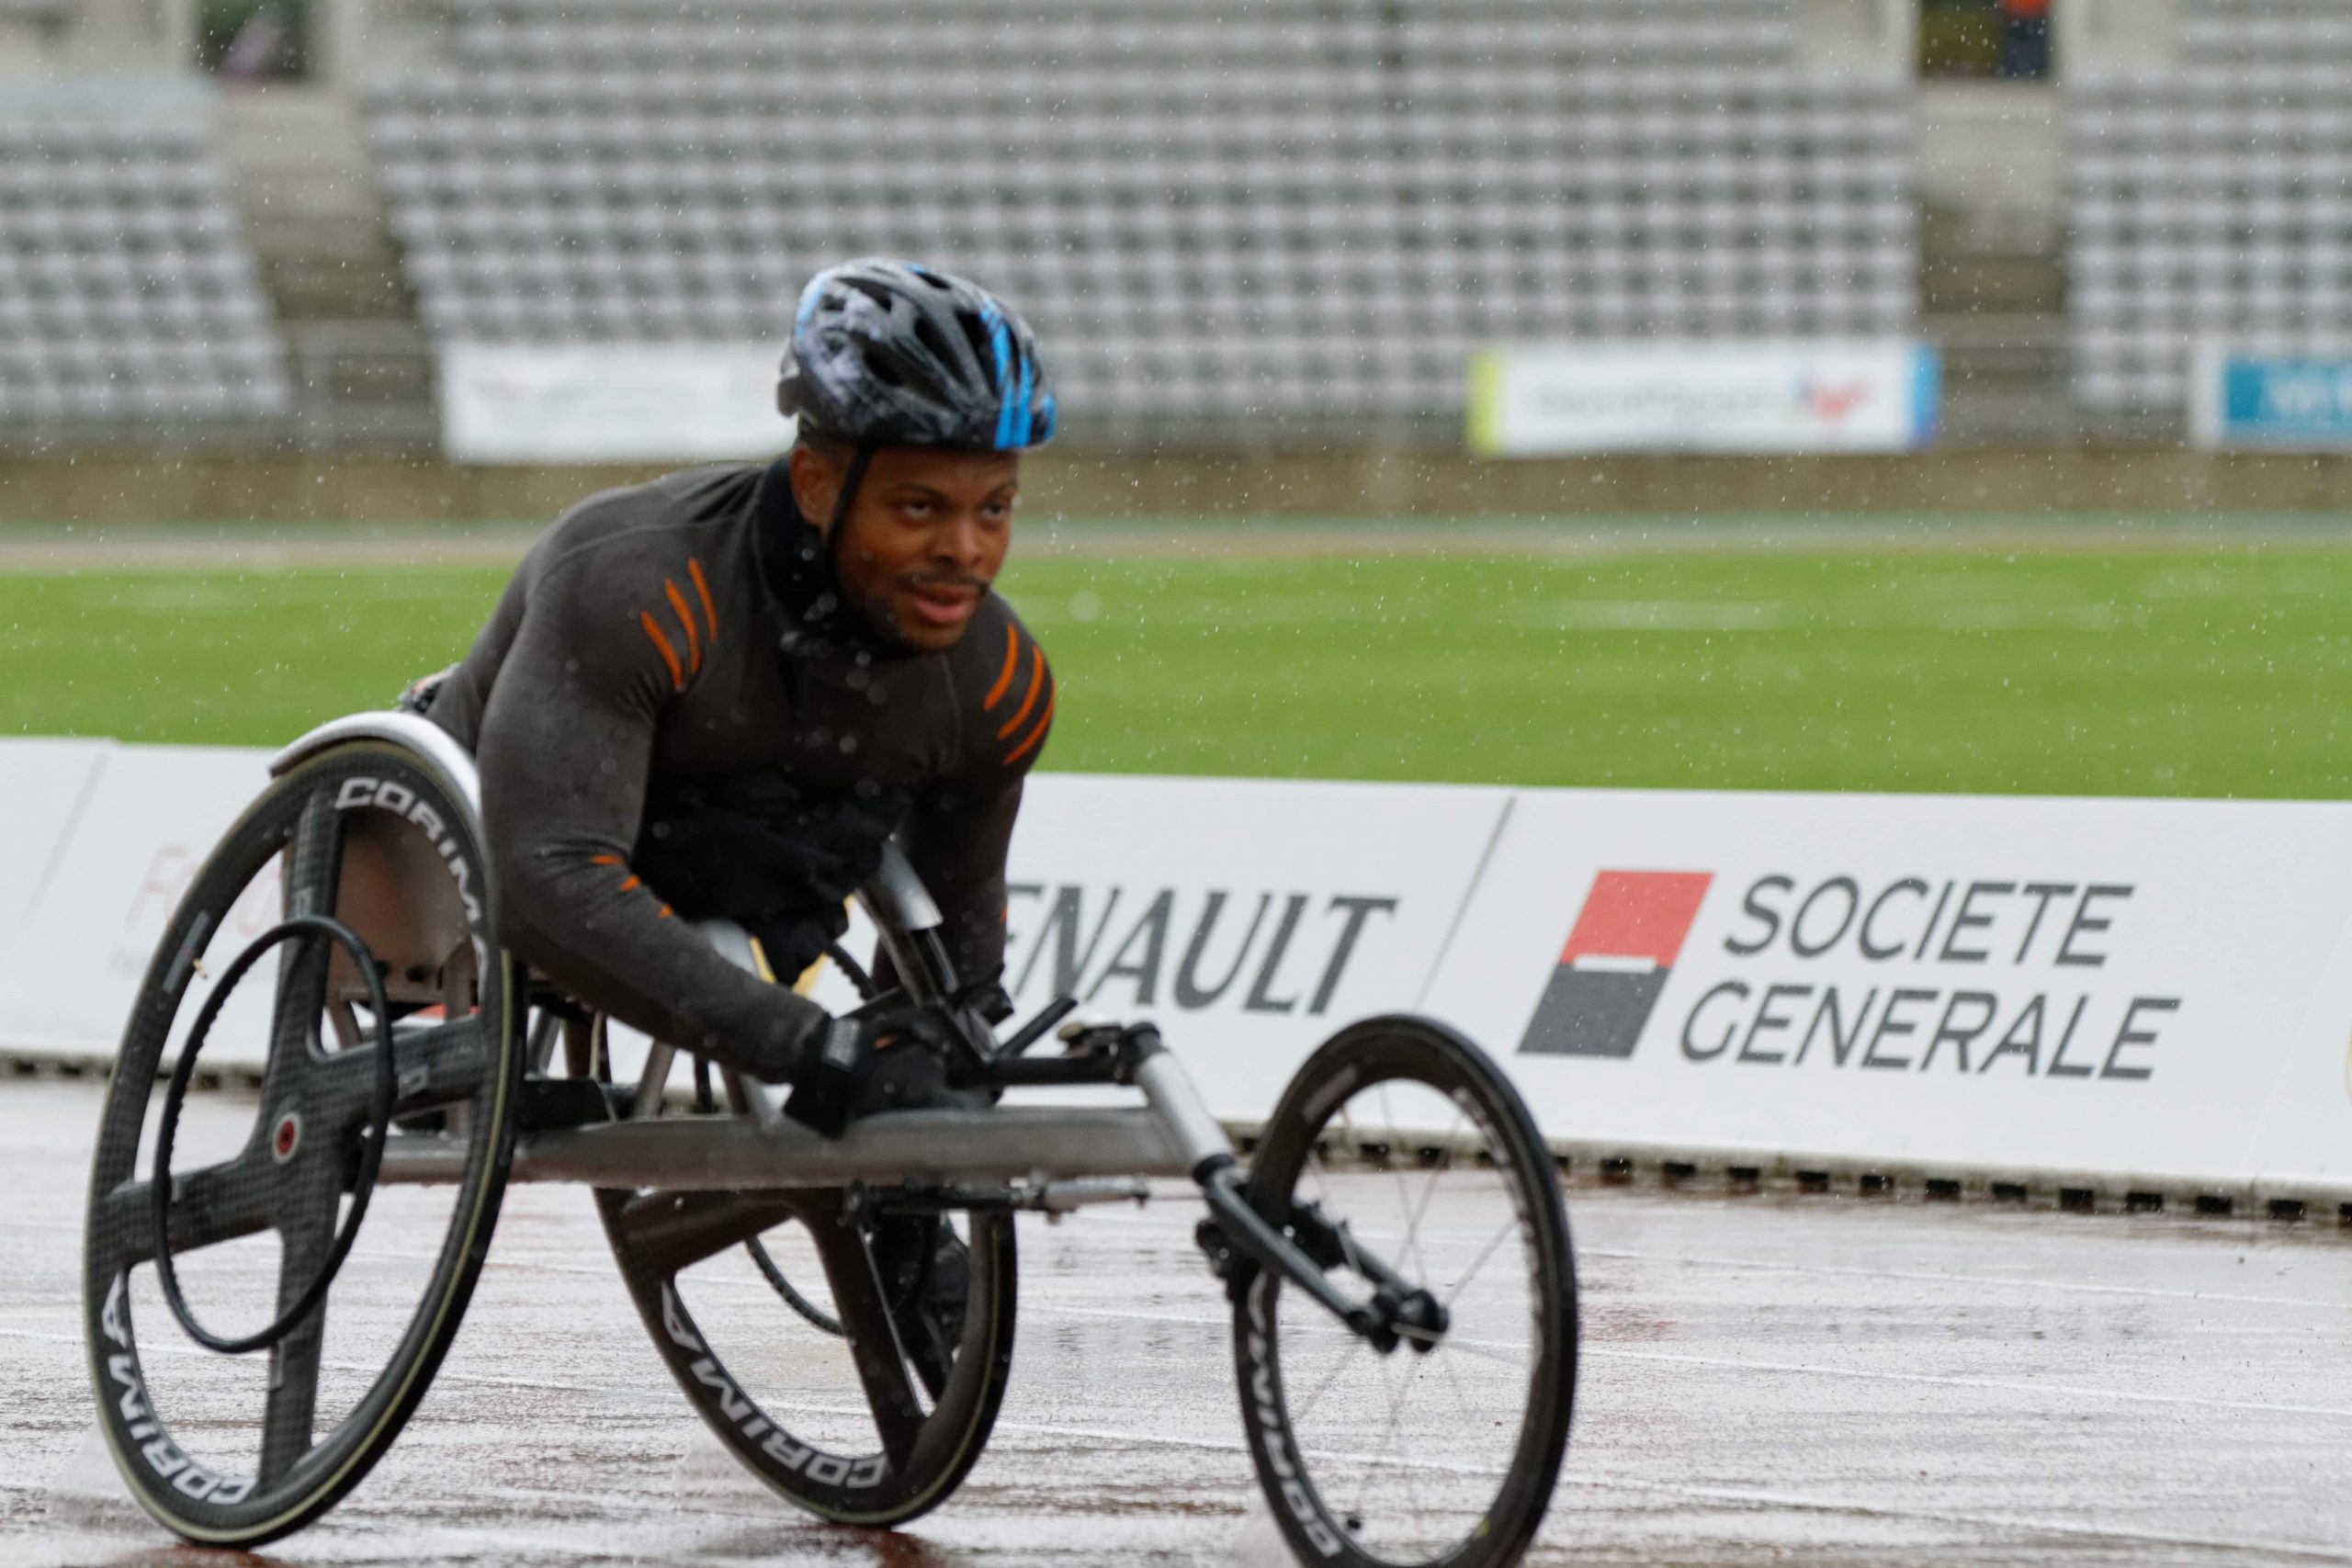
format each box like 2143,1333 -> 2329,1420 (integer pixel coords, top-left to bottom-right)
900,580 -> 982,630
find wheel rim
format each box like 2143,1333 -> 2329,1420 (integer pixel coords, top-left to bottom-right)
83,747 -> 514,1541
602,1175 -> 1014,1521
592,1049 -> 1015,1526
1250,1058 -> 1565,1566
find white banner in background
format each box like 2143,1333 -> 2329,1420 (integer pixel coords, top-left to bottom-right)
1467,339 -> 1939,455
995,774 -> 1510,1122
9,738 -> 2352,1200
0,739 -> 109,960
438,343 -> 789,464
1420,790 -> 2352,1179
0,747 -> 269,1064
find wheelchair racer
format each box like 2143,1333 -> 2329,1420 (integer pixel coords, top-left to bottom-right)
416,261 -> 1059,1383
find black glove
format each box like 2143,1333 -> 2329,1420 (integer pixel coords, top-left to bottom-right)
784,1009 -> 952,1137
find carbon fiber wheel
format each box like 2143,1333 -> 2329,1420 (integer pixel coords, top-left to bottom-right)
597,1098 -> 1017,1528
81,742 -> 521,1548
1234,1016 -> 1578,1568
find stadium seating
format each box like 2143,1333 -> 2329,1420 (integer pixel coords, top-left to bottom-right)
366,0 -> 1917,436
2067,0 -> 2352,418
0,110 -> 291,427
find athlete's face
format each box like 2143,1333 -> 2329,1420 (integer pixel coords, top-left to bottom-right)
789,445 -> 1020,653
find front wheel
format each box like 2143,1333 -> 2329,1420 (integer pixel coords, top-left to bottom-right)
1233,1016 -> 1577,1568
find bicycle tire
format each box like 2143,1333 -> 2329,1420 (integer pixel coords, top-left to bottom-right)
594,1043 -> 1018,1532
81,741 -> 522,1548
1232,1015 -> 1578,1568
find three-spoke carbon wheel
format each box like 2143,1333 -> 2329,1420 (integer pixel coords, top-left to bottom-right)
81,742 -> 521,1547
597,1085 -> 1018,1528
1234,1016 -> 1577,1568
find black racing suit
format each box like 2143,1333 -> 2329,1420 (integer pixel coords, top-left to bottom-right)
426,457 -> 1056,1077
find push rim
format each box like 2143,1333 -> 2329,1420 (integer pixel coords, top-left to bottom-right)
150,915 -> 397,1357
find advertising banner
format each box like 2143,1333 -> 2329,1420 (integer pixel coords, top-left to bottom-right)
1467,338 -> 1939,455
2243,908 -> 2352,1191
2189,342 -> 2352,450
0,739 -> 107,964
992,773 -> 1511,1122
438,343 -> 789,464
1419,789 -> 2352,1187
8,737 -> 2352,1202
0,747 -> 269,1066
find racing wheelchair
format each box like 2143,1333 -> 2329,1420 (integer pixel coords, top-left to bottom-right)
81,711 -> 1579,1567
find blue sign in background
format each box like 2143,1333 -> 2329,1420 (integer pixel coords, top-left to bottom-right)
2211,356 -> 2352,446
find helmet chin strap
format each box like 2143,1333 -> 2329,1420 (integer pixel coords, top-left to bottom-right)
824,443 -> 876,562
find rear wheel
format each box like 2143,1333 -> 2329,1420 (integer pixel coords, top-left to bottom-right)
596,1076 -> 1017,1527
80,742 -> 520,1547
1233,1016 -> 1577,1568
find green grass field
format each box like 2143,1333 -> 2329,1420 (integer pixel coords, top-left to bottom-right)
5,535 -> 2349,798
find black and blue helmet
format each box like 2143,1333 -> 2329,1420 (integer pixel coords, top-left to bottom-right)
778,260 -> 1057,453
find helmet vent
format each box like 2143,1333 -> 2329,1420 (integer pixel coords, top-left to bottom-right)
910,313 -> 956,373
843,276 -> 898,310
955,310 -> 996,377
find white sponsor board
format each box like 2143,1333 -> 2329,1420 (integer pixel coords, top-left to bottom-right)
9,735 -> 2352,1201
997,773 -> 1511,1122
0,746 -> 270,1066
1467,339 -> 1939,455
1420,789 -> 2352,1190
439,343 -> 788,464
0,739 -> 109,964
2244,906 -> 2352,1191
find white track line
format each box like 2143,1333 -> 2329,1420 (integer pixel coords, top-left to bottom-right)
1563,1473 -> 2352,1564
1578,1345 -> 2352,1421
944,1305 -> 2352,1421
1579,1246 -> 2346,1311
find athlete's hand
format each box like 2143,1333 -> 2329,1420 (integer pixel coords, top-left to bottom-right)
783,1008 -> 951,1137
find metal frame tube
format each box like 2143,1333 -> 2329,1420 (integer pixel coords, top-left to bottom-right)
378,1104 -> 1191,1190
1132,1047 -> 1235,1171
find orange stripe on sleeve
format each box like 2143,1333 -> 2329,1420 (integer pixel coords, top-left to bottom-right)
1002,685 -> 1056,766
657,904 -> 673,919
591,853 -> 624,867
618,874 -> 641,893
982,623 -> 1019,709
663,579 -> 701,674
997,648 -> 1045,739
687,558 -> 718,648
639,612 -> 685,690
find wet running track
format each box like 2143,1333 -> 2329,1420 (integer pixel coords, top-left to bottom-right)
3,1077 -> 2346,1567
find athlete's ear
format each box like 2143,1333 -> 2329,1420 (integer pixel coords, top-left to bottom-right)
786,444 -> 842,536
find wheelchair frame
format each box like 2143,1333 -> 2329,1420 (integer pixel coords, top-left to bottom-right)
276,711 -> 1430,1350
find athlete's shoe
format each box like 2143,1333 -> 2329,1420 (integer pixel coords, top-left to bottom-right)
868,1213 -> 969,1398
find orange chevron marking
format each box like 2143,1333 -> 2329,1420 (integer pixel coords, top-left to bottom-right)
1003,684 -> 1056,766
639,611 -> 685,690
982,623 -> 1020,709
663,579 -> 701,673
998,647 -> 1045,739
687,557 -> 718,648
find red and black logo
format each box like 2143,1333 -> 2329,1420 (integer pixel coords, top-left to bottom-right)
1519,870 -> 1713,1058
